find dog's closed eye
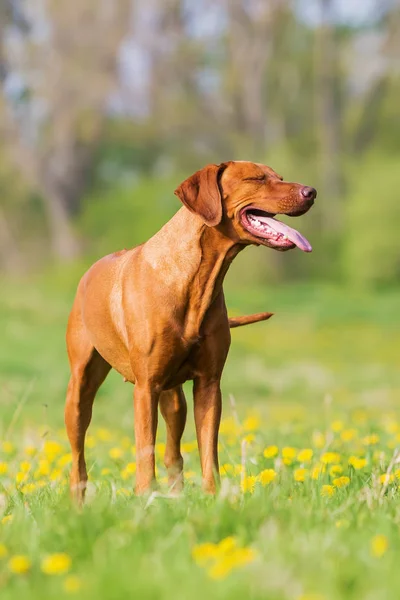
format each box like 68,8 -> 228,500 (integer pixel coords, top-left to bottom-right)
243,175 -> 266,182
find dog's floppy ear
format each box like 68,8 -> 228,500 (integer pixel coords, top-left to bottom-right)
174,163 -> 227,226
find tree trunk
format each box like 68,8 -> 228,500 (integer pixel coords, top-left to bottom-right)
41,182 -> 80,261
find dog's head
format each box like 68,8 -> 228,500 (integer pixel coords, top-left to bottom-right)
174,161 -> 316,252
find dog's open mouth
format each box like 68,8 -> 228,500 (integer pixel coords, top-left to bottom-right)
240,208 -> 312,252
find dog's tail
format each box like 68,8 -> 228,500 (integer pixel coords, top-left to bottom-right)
228,312 -> 273,328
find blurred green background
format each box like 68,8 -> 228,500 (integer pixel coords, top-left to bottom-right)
0,0 -> 399,431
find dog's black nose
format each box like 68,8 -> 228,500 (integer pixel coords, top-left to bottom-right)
301,186 -> 317,202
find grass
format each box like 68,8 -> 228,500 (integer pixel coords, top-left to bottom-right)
1,273 -> 400,599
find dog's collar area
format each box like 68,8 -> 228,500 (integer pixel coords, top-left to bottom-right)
240,208 -> 312,252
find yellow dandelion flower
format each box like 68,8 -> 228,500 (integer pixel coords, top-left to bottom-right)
311,465 -> 325,480
19,460 -> 31,473
294,468 -> 308,482
243,415 -> 260,431
321,485 -> 335,498
49,469 -> 63,481
219,464 -> 233,475
363,434 -> 379,446
44,440 -> 64,461
321,452 -> 340,465
241,475 -> 257,494
192,543 -> 219,565
341,428 -> 357,442
217,537 -> 237,553
329,465 -> 343,477
207,557 -> 233,580
155,443 -> 166,458
297,449 -> 313,463
234,464 -> 243,475
100,468 -> 111,476
370,534 -> 388,558
258,469 -> 277,486
96,428 -> 113,442
15,472 -> 28,484
121,462 -> 137,480
282,447 -> 296,460
263,445 -> 279,459
2,441 -> 15,454
57,453 -> 72,468
184,471 -> 197,479
243,433 -> 255,444
109,447 -> 124,460
331,420 -> 344,432
21,483 -> 37,495
8,555 -> 31,574
1,514 -> 13,525
41,553 -> 71,575
207,546 -> 256,580
379,473 -> 394,485
0,543 -> 8,559
312,432 -> 325,449
384,421 -> 398,434
63,575 -> 82,593
182,441 -> 198,454
333,476 -> 350,488
219,417 -> 241,437
0,462 -> 9,475
348,456 -> 367,470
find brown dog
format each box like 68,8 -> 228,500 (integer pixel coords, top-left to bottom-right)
65,161 -> 316,501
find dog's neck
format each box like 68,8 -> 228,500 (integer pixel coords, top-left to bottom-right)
143,207 -> 244,337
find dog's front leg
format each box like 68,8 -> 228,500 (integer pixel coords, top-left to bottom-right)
134,384 -> 159,494
193,377 -> 222,494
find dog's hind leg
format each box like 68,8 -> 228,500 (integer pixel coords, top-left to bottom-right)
159,386 -> 187,493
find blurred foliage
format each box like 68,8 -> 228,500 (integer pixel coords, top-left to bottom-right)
0,0 -> 399,287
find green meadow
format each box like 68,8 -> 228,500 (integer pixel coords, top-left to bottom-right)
1,274 -> 400,600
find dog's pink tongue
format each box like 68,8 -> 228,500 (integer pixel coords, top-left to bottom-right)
258,215 -> 312,252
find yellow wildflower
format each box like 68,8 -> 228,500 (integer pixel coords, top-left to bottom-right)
49,469 -> 63,481
331,420 -> 344,432
116,488 -> 132,497
57,453 -> 72,468
63,575 -> 82,593
0,462 -> 9,475
341,428 -> 357,442
109,447 -> 124,460
282,447 -> 296,460
155,443 -> 166,458
41,553 -> 71,575
182,441 -> 197,453
294,468 -> 308,482
192,543 -> 219,565
297,449 -> 313,463
8,555 -> 31,574
21,483 -> 37,495
241,475 -> 257,494
121,462 -> 137,479
379,474 -> 394,485
370,535 -> 388,558
101,468 -> 111,476
219,417 -> 241,437
363,434 -> 379,446
184,471 -> 197,479
311,465 -> 325,480
44,440 -> 64,461
96,428 -> 113,442
15,472 -> 28,484
243,415 -> 260,431
243,433 -> 255,444
0,543 -> 8,559
333,476 -> 350,488
220,463 -> 234,475
234,464 -> 243,475
321,452 -> 340,465
2,441 -> 14,454
1,514 -> 13,525
348,456 -> 367,470
20,460 -> 31,473
258,469 -> 277,486
321,485 -> 335,498
329,465 -> 343,477
217,537 -> 237,553
335,519 -> 349,528
263,445 -> 278,459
